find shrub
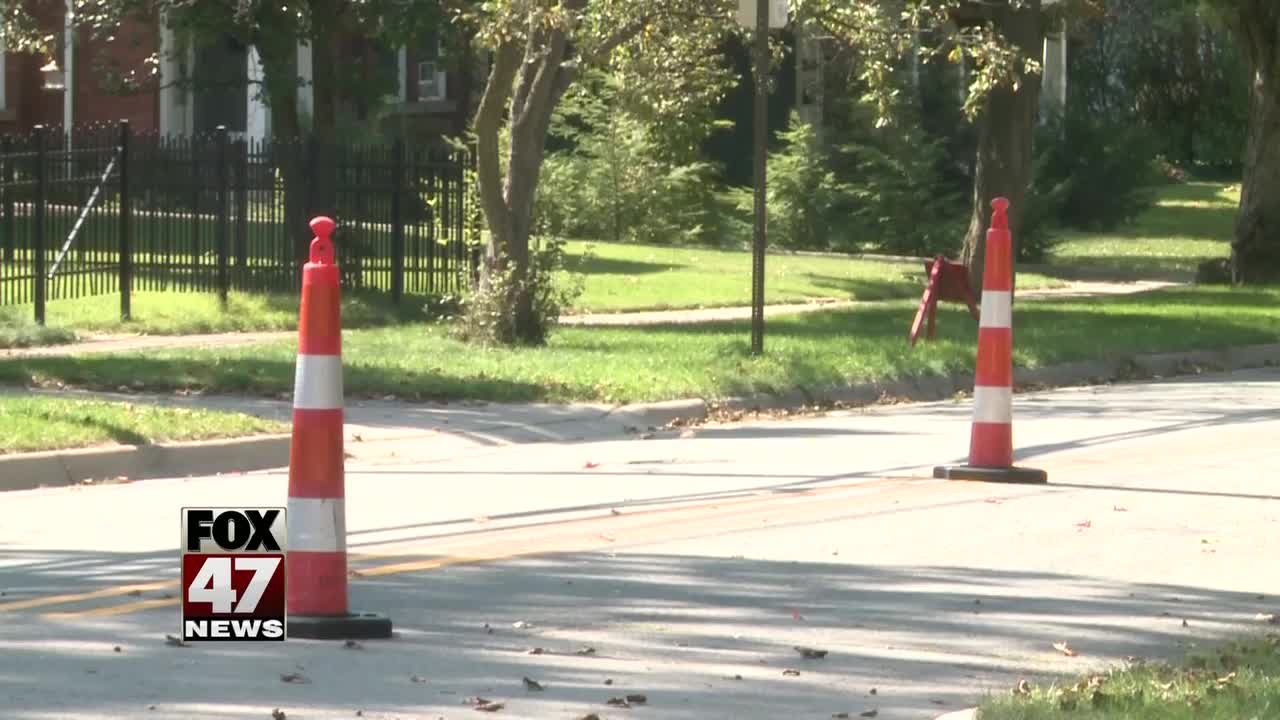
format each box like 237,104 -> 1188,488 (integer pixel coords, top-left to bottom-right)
1032,103 -> 1159,233
453,237 -> 583,346
758,114 -> 850,251
534,75 -> 719,246
836,120 -> 966,258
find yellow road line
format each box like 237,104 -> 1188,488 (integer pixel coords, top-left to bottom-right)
0,581 -> 177,613
16,475 -> 959,620
45,597 -> 178,619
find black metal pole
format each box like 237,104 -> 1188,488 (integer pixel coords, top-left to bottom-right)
118,120 -> 132,321
33,125 -> 48,326
391,138 -> 405,305
2,135 -> 14,264
216,125 -> 230,308
751,0 -> 769,356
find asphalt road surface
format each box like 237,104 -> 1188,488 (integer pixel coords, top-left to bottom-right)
1,369 -> 1277,719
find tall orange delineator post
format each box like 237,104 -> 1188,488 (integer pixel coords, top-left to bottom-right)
285,216 -> 393,639
934,199 -> 1047,484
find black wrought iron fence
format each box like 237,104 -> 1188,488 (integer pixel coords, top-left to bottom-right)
0,121 -> 476,324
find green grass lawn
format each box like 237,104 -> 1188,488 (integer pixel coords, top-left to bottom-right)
0,310 -> 78,349
0,180 -> 1244,347
0,289 -> 453,348
1044,182 -> 1236,280
562,241 -> 1064,312
0,394 -> 285,454
1,286 -> 1275,405
979,634 -> 1280,720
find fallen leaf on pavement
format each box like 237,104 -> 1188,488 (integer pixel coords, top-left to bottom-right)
860,710 -> 878,718
583,461 -> 600,469
128,589 -> 143,597
1075,520 -> 1092,529
1053,642 -> 1078,657
280,672 -> 310,684
271,710 -> 286,720
410,674 -> 427,683
473,700 -> 505,712
832,714 -> 850,719
869,688 -> 877,695
610,508 -> 622,516
1113,505 -> 1128,512
604,679 -> 614,685
930,699 -> 946,705
626,694 -> 647,704
576,646 -> 597,656
113,646 -> 122,653
795,646 -> 829,659
163,635 -> 188,648
343,639 -> 364,650
606,697 -> 631,708
782,669 -> 801,677
522,677 -> 544,691
1182,618 -> 1189,627
527,647 -> 547,655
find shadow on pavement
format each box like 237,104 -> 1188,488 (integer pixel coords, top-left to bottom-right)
0,550 -> 1270,720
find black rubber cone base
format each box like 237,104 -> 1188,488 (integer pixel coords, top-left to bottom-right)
288,612 -> 393,640
934,465 -> 1048,484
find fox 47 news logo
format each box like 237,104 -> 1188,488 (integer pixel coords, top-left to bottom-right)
182,508 -> 287,642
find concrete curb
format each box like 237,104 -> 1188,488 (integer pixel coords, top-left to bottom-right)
0,434 -> 291,492
607,397 -> 709,428
708,342 -> 1280,419
2,342 -> 1276,493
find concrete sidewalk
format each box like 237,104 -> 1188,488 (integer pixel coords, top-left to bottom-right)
3,336 -> 1276,491
0,279 -> 1181,358
0,368 -> 1276,719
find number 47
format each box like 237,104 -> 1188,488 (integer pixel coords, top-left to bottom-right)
188,557 -> 280,614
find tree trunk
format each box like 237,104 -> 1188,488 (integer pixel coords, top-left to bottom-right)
473,19 -> 576,344
1230,5 -> 1280,284
961,0 -> 1043,295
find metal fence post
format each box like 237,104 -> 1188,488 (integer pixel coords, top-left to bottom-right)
33,125 -> 48,325
391,138 -> 405,304
118,120 -> 132,321
1,136 -> 13,264
215,126 -> 230,308
234,138 -> 249,280
467,142 -> 481,291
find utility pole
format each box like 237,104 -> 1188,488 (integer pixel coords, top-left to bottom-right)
750,0 -> 768,356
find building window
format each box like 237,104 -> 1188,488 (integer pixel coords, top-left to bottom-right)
416,32 -> 446,101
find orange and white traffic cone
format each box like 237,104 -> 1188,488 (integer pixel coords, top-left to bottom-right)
285,216 -> 393,639
934,198 -> 1047,484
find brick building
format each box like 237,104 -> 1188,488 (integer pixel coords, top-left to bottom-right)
0,7 -> 474,142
